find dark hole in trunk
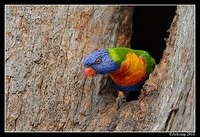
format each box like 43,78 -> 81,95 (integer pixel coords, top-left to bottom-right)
127,6 -> 176,101
131,6 -> 177,64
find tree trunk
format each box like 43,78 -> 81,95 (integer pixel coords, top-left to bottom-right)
144,5 -> 194,131
5,5 -> 133,131
5,5 -> 194,132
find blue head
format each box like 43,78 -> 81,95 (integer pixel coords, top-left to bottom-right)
83,49 -> 120,76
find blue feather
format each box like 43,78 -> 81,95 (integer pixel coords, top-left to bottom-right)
83,49 -> 120,74
114,79 -> 146,92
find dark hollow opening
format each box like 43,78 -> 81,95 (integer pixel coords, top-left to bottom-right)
131,6 -> 177,64
127,6 -> 177,102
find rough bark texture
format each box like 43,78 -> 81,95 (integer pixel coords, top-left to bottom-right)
5,5 -> 133,131
5,5 -> 195,132
138,5 -> 195,131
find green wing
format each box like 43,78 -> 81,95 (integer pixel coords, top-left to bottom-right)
107,47 -> 132,65
133,50 -> 156,74
107,47 -> 156,73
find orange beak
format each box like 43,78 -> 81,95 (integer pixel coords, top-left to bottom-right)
84,67 -> 96,77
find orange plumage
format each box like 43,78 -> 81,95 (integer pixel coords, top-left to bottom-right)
109,53 -> 148,86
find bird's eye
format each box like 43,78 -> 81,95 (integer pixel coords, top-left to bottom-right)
95,57 -> 102,64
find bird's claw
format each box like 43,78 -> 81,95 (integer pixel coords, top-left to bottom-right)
115,96 -> 126,110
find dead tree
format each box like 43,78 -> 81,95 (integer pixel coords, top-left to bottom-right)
5,5 -> 194,131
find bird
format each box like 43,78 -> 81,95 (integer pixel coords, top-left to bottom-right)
83,47 -> 156,109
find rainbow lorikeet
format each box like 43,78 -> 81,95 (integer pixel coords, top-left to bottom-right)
83,47 -> 156,109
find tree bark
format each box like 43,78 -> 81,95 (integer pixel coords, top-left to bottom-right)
139,5 -> 195,131
5,5 -> 133,131
5,5 -> 195,132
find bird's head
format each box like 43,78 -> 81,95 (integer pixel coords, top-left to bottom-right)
83,49 -> 120,77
